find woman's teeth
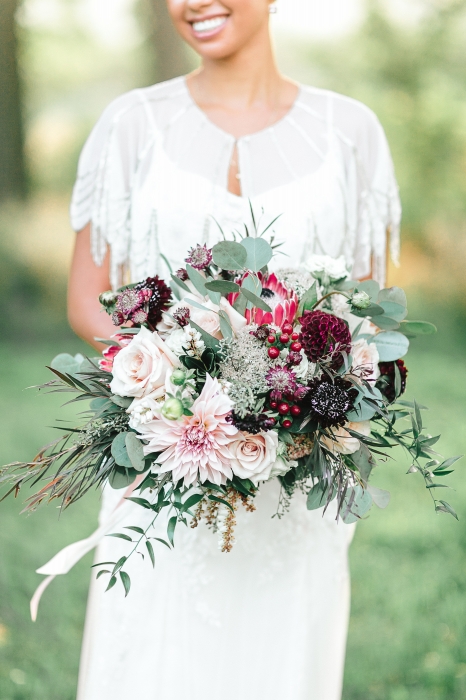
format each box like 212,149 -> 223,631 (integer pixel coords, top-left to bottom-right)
192,17 -> 227,33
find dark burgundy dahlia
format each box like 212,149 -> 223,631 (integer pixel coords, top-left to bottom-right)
376,360 -> 408,403
134,276 -> 172,326
299,310 -> 351,368
300,375 -> 358,429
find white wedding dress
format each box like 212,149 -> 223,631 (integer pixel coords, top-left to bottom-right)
70,76 -> 400,700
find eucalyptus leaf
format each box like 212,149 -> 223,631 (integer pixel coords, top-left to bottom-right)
356,280 -> 380,301
171,273 -> 191,293
378,286 -> 407,308
219,310 -> 233,339
51,353 -> 85,376
212,241 -> 247,270
233,292 -> 248,315
342,486 -> 373,524
241,273 -> 262,296
298,282 -> 318,316
109,467 -> 138,489
125,432 -> 146,472
189,321 -> 221,351
350,444 -> 375,484
111,396 -> 133,409
367,485 -> 391,509
185,264 -> 208,298
240,237 -> 273,271
240,288 -> 272,312
204,280 -> 240,294
373,331 -> 410,361
378,301 -> 408,321
371,315 -> 401,331
400,320 -> 437,336
307,483 -> 336,511
351,303 -> 385,318
111,432 -> 133,469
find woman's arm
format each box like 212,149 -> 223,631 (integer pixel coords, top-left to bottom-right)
68,224 -> 117,351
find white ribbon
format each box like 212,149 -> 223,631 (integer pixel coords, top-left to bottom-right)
30,474 -> 145,621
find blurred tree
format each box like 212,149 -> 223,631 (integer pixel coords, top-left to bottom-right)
0,0 -> 27,201
136,0 -> 193,84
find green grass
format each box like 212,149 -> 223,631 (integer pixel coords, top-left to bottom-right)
0,338 -> 465,699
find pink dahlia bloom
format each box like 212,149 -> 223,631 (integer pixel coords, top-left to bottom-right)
227,272 -> 298,328
137,375 -> 238,486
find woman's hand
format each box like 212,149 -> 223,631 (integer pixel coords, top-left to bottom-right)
68,224 -> 117,351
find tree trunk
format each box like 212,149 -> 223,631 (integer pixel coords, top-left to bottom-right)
0,0 -> 27,200
140,0 -> 193,83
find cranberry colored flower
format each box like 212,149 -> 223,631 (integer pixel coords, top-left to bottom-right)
134,276 -> 172,326
299,310 -> 351,368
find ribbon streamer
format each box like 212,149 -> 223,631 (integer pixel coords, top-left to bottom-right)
30,474 -> 145,621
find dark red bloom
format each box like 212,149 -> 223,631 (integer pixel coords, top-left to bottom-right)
134,276 -> 172,326
300,375 -> 358,429
299,310 -> 351,368
376,360 -> 408,403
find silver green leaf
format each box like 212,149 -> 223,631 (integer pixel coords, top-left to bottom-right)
212,241 -> 247,270
240,237 -> 273,272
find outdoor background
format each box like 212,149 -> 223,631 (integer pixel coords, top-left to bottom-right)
1,0 -> 466,698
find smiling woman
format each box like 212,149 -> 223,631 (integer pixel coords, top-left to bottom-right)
66,1 -> 401,699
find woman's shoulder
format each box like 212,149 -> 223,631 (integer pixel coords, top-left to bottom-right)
298,84 -> 386,147
93,76 -> 188,133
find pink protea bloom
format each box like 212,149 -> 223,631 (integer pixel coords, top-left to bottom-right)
99,334 -> 134,372
227,272 -> 298,328
137,375 -> 238,486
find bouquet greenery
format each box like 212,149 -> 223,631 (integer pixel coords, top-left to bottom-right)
1,219 -> 461,598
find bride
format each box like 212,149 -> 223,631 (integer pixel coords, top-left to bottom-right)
68,1 -> 400,698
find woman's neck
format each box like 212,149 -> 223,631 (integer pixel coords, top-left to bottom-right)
187,26 -> 290,111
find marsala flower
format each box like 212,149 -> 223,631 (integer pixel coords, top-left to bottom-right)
265,365 -> 298,401
134,276 -> 172,326
185,244 -> 213,271
299,310 -> 352,368
376,359 -> 408,403
301,375 -> 358,429
227,272 -> 298,328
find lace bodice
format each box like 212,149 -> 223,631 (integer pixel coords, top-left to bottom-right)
70,76 -> 401,290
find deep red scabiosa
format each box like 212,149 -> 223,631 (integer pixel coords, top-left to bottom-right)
265,365 -> 298,401
300,375 -> 358,429
134,276 -> 172,326
299,310 -> 351,368
376,359 -> 408,403
227,272 -> 298,328
185,244 -> 213,271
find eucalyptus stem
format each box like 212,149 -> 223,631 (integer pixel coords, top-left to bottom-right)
312,291 -> 350,310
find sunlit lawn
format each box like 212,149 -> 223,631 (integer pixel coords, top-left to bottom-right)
0,335 -> 465,700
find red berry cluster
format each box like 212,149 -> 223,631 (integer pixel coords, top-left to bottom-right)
266,323 -> 304,430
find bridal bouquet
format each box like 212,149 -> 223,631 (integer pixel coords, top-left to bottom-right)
1,220 -> 461,596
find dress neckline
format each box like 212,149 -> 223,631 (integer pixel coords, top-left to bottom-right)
182,76 -> 303,144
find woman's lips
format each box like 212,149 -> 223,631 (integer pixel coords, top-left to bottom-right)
190,15 -> 228,40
